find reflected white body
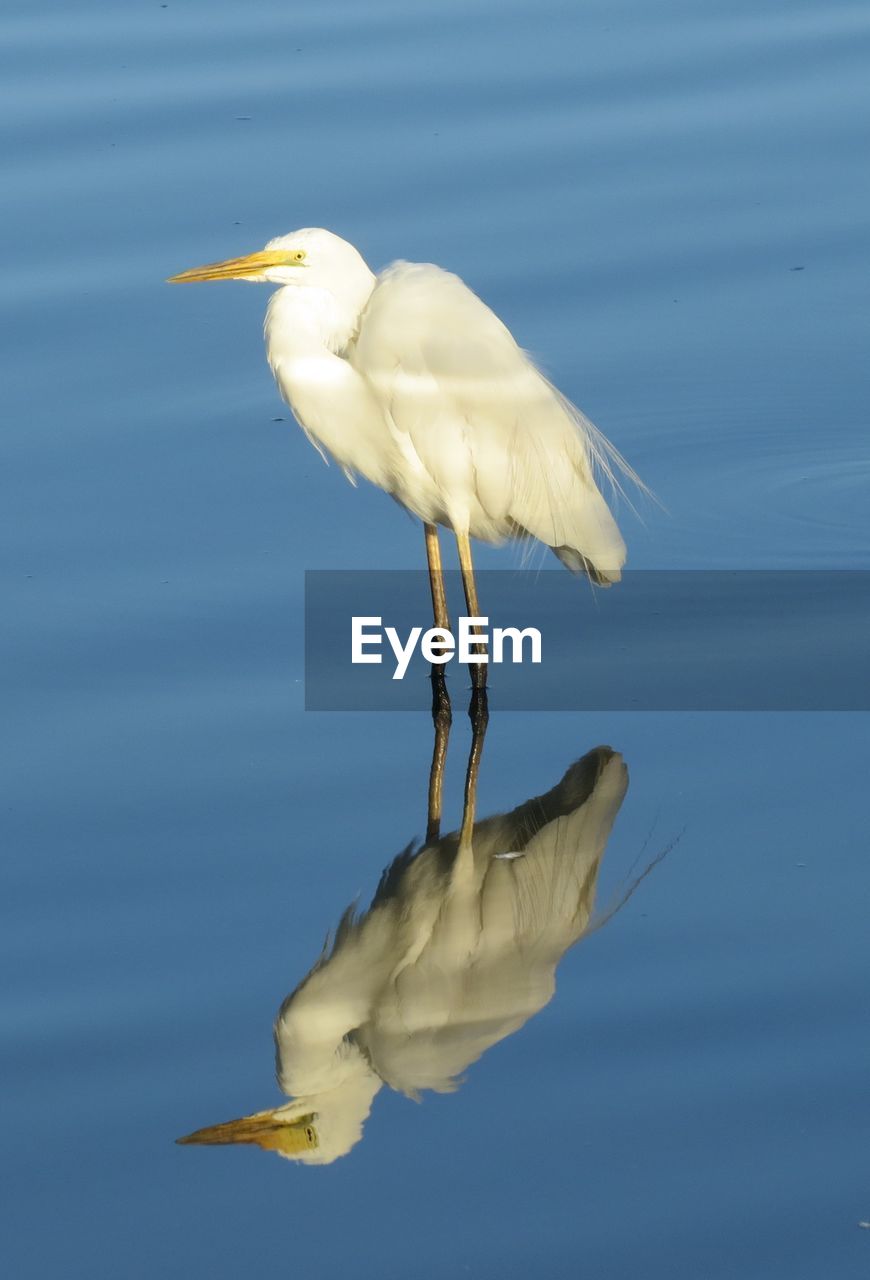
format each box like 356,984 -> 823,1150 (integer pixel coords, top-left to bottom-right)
265,746 -> 628,1162
261,229 -> 628,580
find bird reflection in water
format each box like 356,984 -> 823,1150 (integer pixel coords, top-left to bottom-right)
178,709 -> 638,1164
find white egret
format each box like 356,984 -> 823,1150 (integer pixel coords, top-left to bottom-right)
177,744 -> 629,1164
168,229 -> 639,636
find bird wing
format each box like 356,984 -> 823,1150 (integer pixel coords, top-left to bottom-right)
349,262 -> 628,578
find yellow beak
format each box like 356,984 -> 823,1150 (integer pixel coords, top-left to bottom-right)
176,1107 -> 319,1155
167,249 -> 296,284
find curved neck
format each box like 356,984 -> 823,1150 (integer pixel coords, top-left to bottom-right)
263,277 -> 399,490
265,276 -> 375,361
276,1020 -> 380,1097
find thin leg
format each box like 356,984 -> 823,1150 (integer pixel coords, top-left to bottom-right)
424,522 -> 450,631
426,671 -> 451,842
458,685 -> 489,848
455,529 -> 487,691
425,522 -> 451,841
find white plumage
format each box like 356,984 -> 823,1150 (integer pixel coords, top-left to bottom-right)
177,745 -> 628,1164
171,228 -> 634,582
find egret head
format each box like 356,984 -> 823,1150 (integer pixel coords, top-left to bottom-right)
176,1073 -> 381,1165
167,227 -> 374,293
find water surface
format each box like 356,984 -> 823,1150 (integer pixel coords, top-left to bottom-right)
2,1 -> 869,1277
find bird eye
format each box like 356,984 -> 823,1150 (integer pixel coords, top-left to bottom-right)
292,250 -> 306,262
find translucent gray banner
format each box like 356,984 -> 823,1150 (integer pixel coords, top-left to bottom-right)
304,570 -> 870,711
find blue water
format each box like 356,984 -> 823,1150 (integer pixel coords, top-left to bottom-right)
2,0 -> 869,1276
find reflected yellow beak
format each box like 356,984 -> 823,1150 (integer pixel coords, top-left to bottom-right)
176,1107 -> 318,1155
167,249 -> 297,283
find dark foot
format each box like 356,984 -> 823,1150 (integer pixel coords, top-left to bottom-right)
430,667 -> 452,730
469,684 -> 489,734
